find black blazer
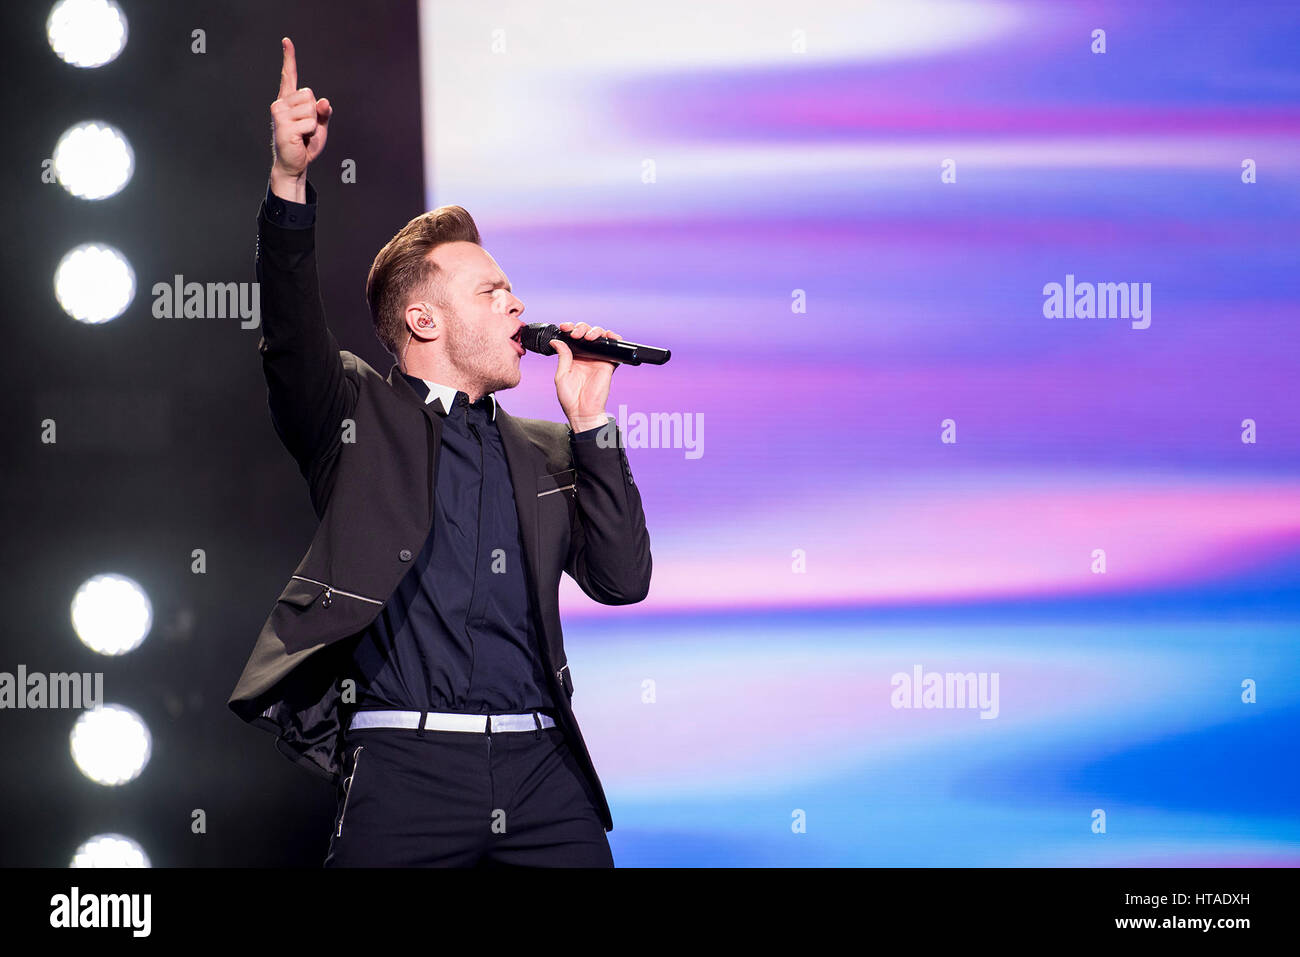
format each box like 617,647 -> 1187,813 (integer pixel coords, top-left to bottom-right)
226,197 -> 653,832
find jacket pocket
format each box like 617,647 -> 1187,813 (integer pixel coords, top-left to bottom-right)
335,745 -> 365,838
536,470 -> 575,568
536,468 -> 577,498
284,574 -> 384,609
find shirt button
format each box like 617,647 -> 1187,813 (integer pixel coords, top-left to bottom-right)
398,549 -> 413,561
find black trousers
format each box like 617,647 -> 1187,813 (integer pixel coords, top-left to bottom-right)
323,719 -> 614,867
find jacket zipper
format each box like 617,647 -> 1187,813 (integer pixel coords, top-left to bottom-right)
291,574 -> 383,606
336,746 -> 364,837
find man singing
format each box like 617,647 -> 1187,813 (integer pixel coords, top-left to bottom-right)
227,37 -> 652,867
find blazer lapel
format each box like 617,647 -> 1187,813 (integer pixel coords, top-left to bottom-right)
496,407 -> 546,589
387,365 -> 444,515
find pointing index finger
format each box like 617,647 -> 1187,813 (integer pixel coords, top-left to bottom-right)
278,37 -> 298,99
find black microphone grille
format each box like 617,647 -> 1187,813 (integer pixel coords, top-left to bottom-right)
520,322 -> 560,355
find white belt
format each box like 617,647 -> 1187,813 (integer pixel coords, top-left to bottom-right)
348,710 -> 556,733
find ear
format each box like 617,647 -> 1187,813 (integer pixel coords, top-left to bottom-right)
404,301 -> 442,344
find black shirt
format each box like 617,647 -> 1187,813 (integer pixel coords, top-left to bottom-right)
347,377 -> 556,714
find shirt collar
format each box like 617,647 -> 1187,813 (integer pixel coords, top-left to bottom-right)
400,373 -> 497,421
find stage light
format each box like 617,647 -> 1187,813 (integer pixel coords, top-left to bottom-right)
53,243 -> 135,323
70,703 -> 152,786
47,0 -> 128,69
70,573 -> 151,655
70,833 -> 151,867
53,121 -> 134,200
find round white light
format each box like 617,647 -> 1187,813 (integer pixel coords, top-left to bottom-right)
53,243 -> 135,324
53,121 -> 134,200
71,573 -> 152,655
70,703 -> 152,786
47,0 -> 128,68
71,833 -> 151,867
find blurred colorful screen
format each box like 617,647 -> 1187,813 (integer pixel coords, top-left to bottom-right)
420,0 -> 1299,865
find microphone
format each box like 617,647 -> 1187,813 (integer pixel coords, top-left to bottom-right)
519,323 -> 671,366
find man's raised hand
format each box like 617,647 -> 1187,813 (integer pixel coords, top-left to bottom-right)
269,37 -> 332,203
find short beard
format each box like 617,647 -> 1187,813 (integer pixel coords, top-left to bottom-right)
443,305 -> 519,398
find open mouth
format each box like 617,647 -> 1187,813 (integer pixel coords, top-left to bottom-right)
510,329 -> 524,355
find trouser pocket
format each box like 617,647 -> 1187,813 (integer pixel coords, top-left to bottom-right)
335,745 -> 365,838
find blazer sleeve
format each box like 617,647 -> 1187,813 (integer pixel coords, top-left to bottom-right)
564,417 -> 652,604
255,180 -> 358,512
